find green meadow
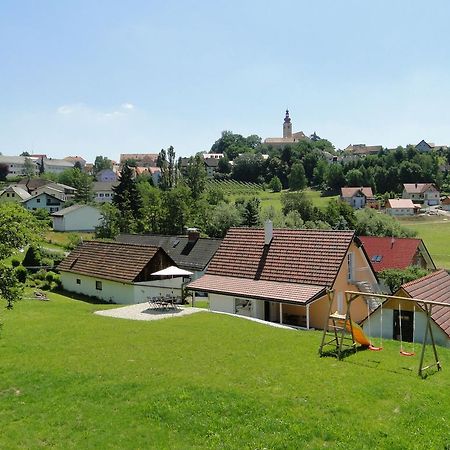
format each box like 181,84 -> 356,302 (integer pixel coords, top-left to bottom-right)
1,293 -> 449,449
398,216 -> 450,269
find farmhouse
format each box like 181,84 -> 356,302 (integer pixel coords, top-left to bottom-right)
402,183 -> 440,206
385,198 -> 417,216
0,185 -> 32,203
340,187 -> 375,209
359,236 -> 436,274
93,181 -> 118,203
188,222 -> 378,329
22,191 -> 65,213
58,241 -> 176,304
363,270 -> 450,348
52,204 -> 102,232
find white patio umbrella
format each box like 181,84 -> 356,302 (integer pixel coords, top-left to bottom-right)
151,266 -> 193,277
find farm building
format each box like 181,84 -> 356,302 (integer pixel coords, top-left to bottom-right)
340,187 -> 375,209
188,221 -> 379,329
362,270 -> 450,348
385,199 -> 418,216
22,192 -> 65,213
58,241 -> 179,304
0,185 -> 31,203
402,183 -> 440,206
52,204 -> 102,232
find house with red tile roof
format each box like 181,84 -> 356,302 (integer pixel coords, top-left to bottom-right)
187,221 -> 378,329
402,183 -> 440,206
358,236 -> 435,274
58,241 -> 177,304
363,270 -> 450,348
340,187 -> 375,209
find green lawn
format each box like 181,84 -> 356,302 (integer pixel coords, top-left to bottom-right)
228,188 -> 338,212
1,293 -> 450,448
44,230 -> 95,248
398,216 -> 450,269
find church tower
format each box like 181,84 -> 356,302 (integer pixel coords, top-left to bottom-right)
283,109 -> 292,138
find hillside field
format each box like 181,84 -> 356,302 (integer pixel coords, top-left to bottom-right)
1,293 -> 450,448
398,216 -> 450,269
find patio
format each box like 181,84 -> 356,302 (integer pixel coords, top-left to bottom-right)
94,302 -> 206,322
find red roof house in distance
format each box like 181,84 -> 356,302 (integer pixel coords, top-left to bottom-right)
188,221 -> 378,329
341,187 -> 375,209
358,236 -> 436,273
363,269 -> 450,348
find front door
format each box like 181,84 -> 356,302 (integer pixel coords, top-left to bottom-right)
393,309 -> 414,342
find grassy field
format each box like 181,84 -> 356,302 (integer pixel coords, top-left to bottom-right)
1,293 -> 450,448
228,188 -> 338,212
398,216 -> 450,269
44,231 -> 94,248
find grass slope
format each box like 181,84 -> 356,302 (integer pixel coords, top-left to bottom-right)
1,294 -> 450,448
398,216 -> 450,269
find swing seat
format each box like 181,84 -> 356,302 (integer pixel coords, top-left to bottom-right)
400,350 -> 415,357
369,344 -> 383,351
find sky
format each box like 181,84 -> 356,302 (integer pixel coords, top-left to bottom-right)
1,0 -> 450,162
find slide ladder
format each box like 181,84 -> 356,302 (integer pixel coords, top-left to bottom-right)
319,312 -> 357,359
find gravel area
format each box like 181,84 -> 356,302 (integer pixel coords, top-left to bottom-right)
94,302 -> 206,321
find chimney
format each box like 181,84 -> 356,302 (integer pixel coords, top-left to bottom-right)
264,220 -> 273,245
187,227 -> 200,243
391,237 -> 395,249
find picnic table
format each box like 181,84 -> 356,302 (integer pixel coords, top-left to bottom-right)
148,294 -> 182,310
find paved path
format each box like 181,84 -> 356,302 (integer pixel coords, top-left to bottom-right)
94,302 -> 206,322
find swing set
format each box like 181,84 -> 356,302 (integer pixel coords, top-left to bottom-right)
319,290 -> 450,378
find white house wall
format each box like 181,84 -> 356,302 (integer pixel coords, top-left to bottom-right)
363,306 -> 449,348
61,272 -> 135,304
55,207 -> 102,231
209,293 -> 235,314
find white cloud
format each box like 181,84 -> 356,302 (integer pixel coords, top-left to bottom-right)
56,102 -> 135,120
121,103 -> 134,110
57,105 -> 76,115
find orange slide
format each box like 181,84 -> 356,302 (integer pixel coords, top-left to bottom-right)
344,319 -> 371,347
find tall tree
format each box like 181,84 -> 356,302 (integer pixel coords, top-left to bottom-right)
185,155 -> 207,200
93,156 -> 113,175
241,197 -> 261,227
288,162 -> 307,191
0,203 -> 43,260
159,185 -> 191,234
24,157 -> 36,178
112,164 -> 143,231
0,163 -> 9,181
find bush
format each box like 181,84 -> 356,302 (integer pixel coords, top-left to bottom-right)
11,258 -> 21,267
269,176 -> 282,193
45,271 -> 57,282
34,269 -> 47,281
15,265 -> 27,283
22,245 -> 42,269
66,233 -> 82,250
41,257 -> 54,269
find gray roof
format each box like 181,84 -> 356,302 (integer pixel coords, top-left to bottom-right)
22,191 -> 65,204
116,234 -> 222,271
93,181 -> 119,191
0,185 -> 32,200
52,204 -> 99,217
0,155 -> 29,164
44,159 -> 74,167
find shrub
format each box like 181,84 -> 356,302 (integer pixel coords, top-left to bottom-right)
66,233 -> 82,250
41,257 -> 54,269
11,258 -> 21,267
22,245 -> 42,269
15,265 -> 27,283
34,269 -> 47,281
45,271 -> 57,282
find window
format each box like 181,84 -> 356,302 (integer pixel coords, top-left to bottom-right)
11,193 -> 15,197
99,193 -> 104,197
37,198 -> 40,203
76,279 -> 81,285
347,252 -> 354,282
371,255 -> 383,263
96,281 -> 102,290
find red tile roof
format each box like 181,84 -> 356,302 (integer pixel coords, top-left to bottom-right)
386,199 -> 416,209
359,236 -> 422,272
188,274 -> 326,305
205,227 -> 355,288
58,241 -> 168,283
401,269 -> 450,338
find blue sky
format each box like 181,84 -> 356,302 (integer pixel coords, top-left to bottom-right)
1,0 -> 450,161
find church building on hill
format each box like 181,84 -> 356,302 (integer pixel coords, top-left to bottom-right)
264,110 -> 315,148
